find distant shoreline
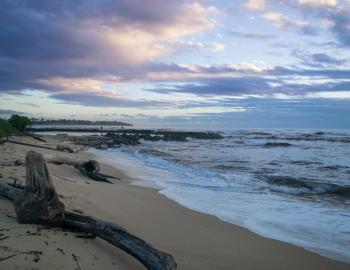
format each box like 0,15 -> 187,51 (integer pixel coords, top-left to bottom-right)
32,120 -> 132,126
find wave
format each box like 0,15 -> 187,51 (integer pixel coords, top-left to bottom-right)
289,160 -> 322,166
267,176 -> 350,198
230,130 -> 350,144
213,164 -> 249,171
263,142 -> 293,147
319,165 -> 349,171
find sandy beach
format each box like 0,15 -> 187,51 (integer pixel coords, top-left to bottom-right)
0,135 -> 349,270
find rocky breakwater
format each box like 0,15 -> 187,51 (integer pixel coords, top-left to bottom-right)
70,129 -> 223,150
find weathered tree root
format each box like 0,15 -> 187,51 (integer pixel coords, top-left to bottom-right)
0,182 -> 177,270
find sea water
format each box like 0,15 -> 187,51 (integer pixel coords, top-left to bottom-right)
90,129 -> 350,263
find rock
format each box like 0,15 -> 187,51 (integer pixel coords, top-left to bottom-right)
70,129 -> 223,149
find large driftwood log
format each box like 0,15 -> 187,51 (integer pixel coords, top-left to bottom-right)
46,156 -> 112,183
8,140 -> 58,151
0,182 -> 177,270
8,140 -> 79,153
14,151 -> 65,226
64,212 -> 177,270
22,132 -> 48,143
46,156 -> 99,171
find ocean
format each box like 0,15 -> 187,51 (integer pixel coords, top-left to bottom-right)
88,129 -> 350,262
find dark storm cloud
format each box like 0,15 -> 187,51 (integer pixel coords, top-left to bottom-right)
0,0 -> 205,93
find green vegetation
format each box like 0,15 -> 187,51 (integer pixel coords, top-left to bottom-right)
8,114 -> 32,132
0,118 -> 15,139
0,114 -> 33,139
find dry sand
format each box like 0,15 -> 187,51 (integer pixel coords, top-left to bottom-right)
0,135 -> 349,270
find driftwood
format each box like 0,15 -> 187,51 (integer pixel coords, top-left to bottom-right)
64,212 -> 177,270
8,140 -> 57,151
12,155 -> 113,183
0,183 -> 177,270
46,156 -> 112,183
0,181 -> 22,201
14,151 -> 65,226
7,179 -> 25,190
8,140 -> 79,153
24,133 -> 47,143
57,144 -> 76,153
0,150 -> 177,270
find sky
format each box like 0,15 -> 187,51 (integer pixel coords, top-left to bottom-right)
0,0 -> 350,129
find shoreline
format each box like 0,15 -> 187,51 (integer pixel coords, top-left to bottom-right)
90,146 -> 350,265
0,135 -> 349,269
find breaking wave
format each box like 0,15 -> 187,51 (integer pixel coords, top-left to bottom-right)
267,175 -> 350,198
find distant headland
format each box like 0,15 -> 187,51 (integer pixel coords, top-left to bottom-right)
32,118 -> 133,126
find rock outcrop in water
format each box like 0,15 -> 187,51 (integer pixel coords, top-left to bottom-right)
69,129 -> 223,149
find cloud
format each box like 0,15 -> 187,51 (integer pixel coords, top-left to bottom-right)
292,50 -> 347,67
298,0 -> 337,8
17,103 -> 41,108
328,8 -> 350,47
292,0 -> 350,46
229,30 -> 277,39
151,76 -> 277,95
244,0 -> 267,11
1,0 -> 349,114
49,92 -> 171,108
0,0 -> 217,94
145,63 -> 350,96
210,42 -> 226,52
310,53 -> 346,65
262,12 -> 311,32
0,109 -> 24,115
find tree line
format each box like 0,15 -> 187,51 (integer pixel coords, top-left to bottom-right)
33,118 -> 132,126
0,115 -> 32,139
